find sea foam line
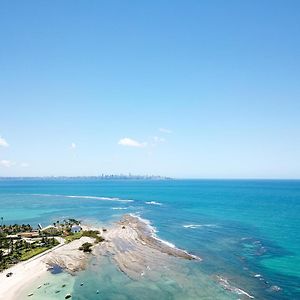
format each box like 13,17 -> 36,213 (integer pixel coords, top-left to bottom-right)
145,201 -> 163,206
111,207 -> 128,210
217,276 -> 254,299
183,224 -> 218,229
130,213 -> 178,249
27,193 -> 134,203
129,213 -> 201,260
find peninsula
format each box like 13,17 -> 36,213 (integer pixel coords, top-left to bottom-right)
0,215 -> 199,299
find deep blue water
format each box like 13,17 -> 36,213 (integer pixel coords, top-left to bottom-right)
0,179 -> 299,299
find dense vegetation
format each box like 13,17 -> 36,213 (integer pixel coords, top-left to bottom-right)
0,218 -> 105,272
0,236 -> 58,271
0,224 -> 32,235
0,218 -> 81,272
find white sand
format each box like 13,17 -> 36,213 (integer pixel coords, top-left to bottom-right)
0,215 -> 200,299
0,236 -> 94,300
0,239 -> 64,300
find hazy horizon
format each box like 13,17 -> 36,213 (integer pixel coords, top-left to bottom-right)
0,175 -> 300,180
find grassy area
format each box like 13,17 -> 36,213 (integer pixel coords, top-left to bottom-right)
20,247 -> 50,261
19,239 -> 60,261
82,230 -> 105,243
64,230 -> 105,244
64,232 -> 83,243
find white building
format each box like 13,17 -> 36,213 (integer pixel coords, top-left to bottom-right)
71,225 -> 82,233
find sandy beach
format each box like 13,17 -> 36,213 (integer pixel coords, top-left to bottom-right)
0,236 -> 94,300
0,215 -> 200,299
0,238 -> 64,300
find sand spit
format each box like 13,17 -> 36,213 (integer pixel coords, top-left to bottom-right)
0,215 -> 200,299
94,214 -> 201,279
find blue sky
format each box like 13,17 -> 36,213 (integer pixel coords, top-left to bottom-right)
0,1 -> 300,178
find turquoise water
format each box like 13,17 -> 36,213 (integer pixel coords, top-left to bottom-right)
0,179 -> 299,299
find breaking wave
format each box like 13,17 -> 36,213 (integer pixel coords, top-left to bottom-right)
145,201 -> 163,206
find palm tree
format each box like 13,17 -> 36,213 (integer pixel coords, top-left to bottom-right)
9,238 -> 14,255
0,250 -> 4,262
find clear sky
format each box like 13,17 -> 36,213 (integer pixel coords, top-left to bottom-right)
0,1 -> 300,178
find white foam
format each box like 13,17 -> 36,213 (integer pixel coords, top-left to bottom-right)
217,276 -> 254,299
235,288 -> 255,299
28,193 -> 134,203
145,201 -> 163,206
129,214 -> 201,260
157,238 -> 176,249
183,224 -> 218,229
129,213 -> 152,226
111,207 -> 128,210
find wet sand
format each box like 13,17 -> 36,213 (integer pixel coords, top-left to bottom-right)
94,214 -> 200,279
0,215 -> 200,299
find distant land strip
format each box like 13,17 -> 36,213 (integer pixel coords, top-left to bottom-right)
0,175 -> 172,181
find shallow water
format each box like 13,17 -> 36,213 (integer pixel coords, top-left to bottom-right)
19,271 -> 76,300
1,179 -> 299,299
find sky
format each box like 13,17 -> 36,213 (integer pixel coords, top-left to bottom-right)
0,0 -> 300,178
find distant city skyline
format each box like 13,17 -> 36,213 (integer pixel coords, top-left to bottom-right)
1,1 -> 300,178
0,174 -> 172,180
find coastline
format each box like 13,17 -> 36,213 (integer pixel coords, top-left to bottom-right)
0,239 -> 65,300
0,215 -> 200,299
0,236 -> 94,300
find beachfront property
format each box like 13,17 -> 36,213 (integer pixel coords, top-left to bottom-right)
0,218 -> 83,271
71,225 -> 82,233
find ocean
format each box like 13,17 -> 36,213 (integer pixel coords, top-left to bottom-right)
0,179 -> 299,299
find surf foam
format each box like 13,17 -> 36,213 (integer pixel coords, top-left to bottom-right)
28,193 -> 134,203
145,201 -> 163,206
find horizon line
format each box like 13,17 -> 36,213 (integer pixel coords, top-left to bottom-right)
0,176 -> 299,181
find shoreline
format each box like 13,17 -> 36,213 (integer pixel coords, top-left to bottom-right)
0,236 -> 94,300
0,215 -> 200,299
0,239 -> 65,300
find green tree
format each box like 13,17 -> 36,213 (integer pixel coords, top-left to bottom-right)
79,242 -> 93,252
